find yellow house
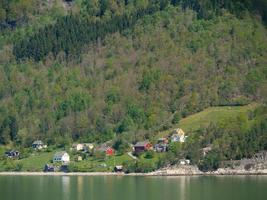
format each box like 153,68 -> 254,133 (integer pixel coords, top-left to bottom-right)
171,128 -> 186,143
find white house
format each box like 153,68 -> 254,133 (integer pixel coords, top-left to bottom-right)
53,151 -> 70,163
72,143 -> 84,151
32,140 -> 47,150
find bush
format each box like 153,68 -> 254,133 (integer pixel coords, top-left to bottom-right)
172,113 -> 181,124
144,150 -> 155,159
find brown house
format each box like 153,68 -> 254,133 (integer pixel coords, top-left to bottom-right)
133,141 -> 152,153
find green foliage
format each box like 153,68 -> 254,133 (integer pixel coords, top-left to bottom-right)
172,113 -> 181,124
198,150 -> 221,172
139,69 -> 160,91
112,138 -> 130,154
123,159 -> 156,173
0,1 -> 266,158
144,150 -> 155,159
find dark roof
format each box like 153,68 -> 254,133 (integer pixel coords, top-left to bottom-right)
134,141 -> 150,147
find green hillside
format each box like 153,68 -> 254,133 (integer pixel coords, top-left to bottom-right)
179,104 -> 258,133
0,1 -> 267,172
156,104 -> 258,138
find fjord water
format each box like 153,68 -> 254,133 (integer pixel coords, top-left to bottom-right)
0,176 -> 266,200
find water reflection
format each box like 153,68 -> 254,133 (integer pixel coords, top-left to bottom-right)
77,176 -> 84,200
62,176 -> 70,200
1,175 -> 267,200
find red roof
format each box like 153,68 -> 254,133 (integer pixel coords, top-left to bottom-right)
106,147 -> 114,156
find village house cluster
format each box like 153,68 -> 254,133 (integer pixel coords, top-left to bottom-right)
133,128 -> 187,154
3,128 -> 189,172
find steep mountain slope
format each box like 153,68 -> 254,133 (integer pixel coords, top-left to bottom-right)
0,2 -> 266,148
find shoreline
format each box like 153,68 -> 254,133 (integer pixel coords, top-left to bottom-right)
1,170 -> 267,176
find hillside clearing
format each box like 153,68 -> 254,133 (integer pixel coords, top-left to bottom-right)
156,104 -> 258,138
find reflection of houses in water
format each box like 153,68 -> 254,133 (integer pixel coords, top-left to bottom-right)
179,176 -> 186,200
62,176 -> 70,200
77,176 -> 84,200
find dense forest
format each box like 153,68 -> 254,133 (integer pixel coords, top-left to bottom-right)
0,0 -> 267,170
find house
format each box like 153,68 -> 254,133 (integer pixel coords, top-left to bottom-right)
32,140 -> 47,150
72,143 -> 84,151
154,143 -> 168,152
5,150 -> 20,158
133,141 -> 152,153
179,159 -> 190,165
96,146 -> 114,156
114,165 -> 123,172
53,151 -> 70,163
170,128 -> 187,143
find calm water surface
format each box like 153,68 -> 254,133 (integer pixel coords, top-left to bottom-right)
0,175 -> 266,200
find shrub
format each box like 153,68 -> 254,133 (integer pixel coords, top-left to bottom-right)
172,113 -> 181,124
144,150 -> 155,159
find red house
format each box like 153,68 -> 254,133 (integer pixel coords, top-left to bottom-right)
133,141 -> 152,153
96,145 -> 114,156
105,147 -> 114,156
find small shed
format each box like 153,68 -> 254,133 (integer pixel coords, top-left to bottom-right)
44,164 -> 56,172
179,159 -> 190,165
114,165 -> 123,172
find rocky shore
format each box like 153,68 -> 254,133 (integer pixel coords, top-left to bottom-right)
148,165 -> 267,176
1,165 -> 267,176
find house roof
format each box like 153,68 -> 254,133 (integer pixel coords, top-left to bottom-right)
134,141 -> 150,147
54,151 -> 68,158
115,165 -> 123,169
96,145 -> 113,152
172,128 -> 185,136
32,140 -> 44,145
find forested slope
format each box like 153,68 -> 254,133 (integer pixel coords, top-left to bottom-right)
0,0 -> 267,150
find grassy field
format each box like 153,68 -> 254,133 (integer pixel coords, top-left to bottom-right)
16,151 -> 55,171
156,104 -> 258,138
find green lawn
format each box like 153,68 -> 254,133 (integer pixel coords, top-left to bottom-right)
17,151 -> 55,171
68,153 -> 134,172
156,104 -> 258,138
